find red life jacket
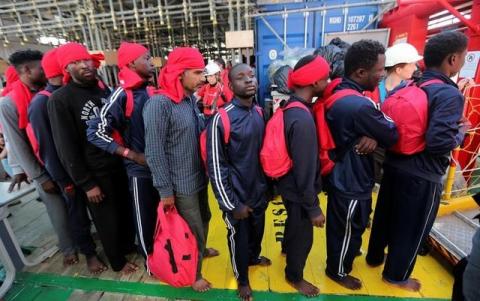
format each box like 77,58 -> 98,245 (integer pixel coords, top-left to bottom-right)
260,101 -> 311,178
147,202 -> 198,287
200,105 -> 263,170
313,79 -> 362,176
381,79 -> 444,155
25,90 -> 52,165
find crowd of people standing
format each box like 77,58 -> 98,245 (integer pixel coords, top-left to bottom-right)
0,30 -> 476,301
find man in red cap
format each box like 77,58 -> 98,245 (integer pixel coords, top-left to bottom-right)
276,54 -> 329,297
28,48 -> 105,273
87,41 -> 159,262
144,47 -> 218,292
48,42 -> 137,274
0,50 -> 77,267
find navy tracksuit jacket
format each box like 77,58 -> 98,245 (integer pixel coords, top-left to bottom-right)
367,70 -> 466,282
206,99 -> 268,285
325,77 -> 398,280
28,83 -> 96,257
86,85 -> 159,259
276,96 -> 323,283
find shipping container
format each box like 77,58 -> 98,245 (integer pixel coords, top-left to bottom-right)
254,0 -> 384,105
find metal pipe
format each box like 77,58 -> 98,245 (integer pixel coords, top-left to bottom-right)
283,7 -> 287,50
236,0 -> 241,31
361,2 -> 396,30
304,9 -> 309,48
321,7 -> 326,46
0,9 -> 231,36
109,0 -> 117,30
259,15 -> 288,49
0,0 -> 79,14
443,147 -> 461,201
0,4 -> 238,32
439,0 -> 480,34
248,0 -> 396,18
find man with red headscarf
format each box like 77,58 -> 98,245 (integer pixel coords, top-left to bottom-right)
276,54 -> 329,297
48,43 -> 137,274
144,47 -> 218,292
1,65 -> 19,96
87,41 -> 159,261
0,50 -> 77,266
28,48 -> 104,273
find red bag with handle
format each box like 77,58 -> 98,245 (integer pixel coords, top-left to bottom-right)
147,202 -> 198,287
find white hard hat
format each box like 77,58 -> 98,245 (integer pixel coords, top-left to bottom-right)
385,43 -> 423,67
204,62 -> 221,76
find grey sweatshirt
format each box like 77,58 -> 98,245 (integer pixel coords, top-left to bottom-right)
0,96 -> 50,183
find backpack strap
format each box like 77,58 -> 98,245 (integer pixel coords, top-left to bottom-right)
283,100 -> 310,112
254,105 -> 264,117
325,88 -> 362,110
217,105 -> 261,144
419,79 -> 444,88
125,89 -> 134,118
218,108 -> 230,144
38,90 -> 52,97
125,86 -> 156,119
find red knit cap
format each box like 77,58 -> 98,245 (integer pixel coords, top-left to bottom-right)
41,48 -> 63,79
118,42 -> 149,68
56,43 -> 92,71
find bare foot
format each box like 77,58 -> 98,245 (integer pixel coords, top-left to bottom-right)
286,278 -> 320,297
327,273 -> 362,290
120,262 -> 139,275
383,277 -> 421,292
86,255 -> 108,275
204,247 -> 220,258
249,256 -> 272,267
63,253 -> 79,266
238,284 -> 253,301
192,278 -> 211,292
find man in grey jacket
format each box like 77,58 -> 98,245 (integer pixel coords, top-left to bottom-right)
0,50 -> 76,265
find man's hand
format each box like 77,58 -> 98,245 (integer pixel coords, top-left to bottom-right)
127,151 -> 146,166
8,173 -> 30,192
86,186 -> 104,203
311,212 -> 326,228
355,136 -> 377,155
459,117 -> 472,133
41,179 -> 59,194
458,78 -> 475,92
162,196 -> 175,209
233,205 -> 253,220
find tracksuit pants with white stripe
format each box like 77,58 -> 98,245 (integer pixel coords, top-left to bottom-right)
224,205 -> 266,286
366,166 -> 441,282
326,191 -> 371,280
128,176 -> 160,259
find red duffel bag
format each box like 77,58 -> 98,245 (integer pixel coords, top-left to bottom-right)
147,202 -> 198,287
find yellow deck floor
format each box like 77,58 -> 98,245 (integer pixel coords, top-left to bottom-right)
16,186 -> 455,300
201,187 -> 453,299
